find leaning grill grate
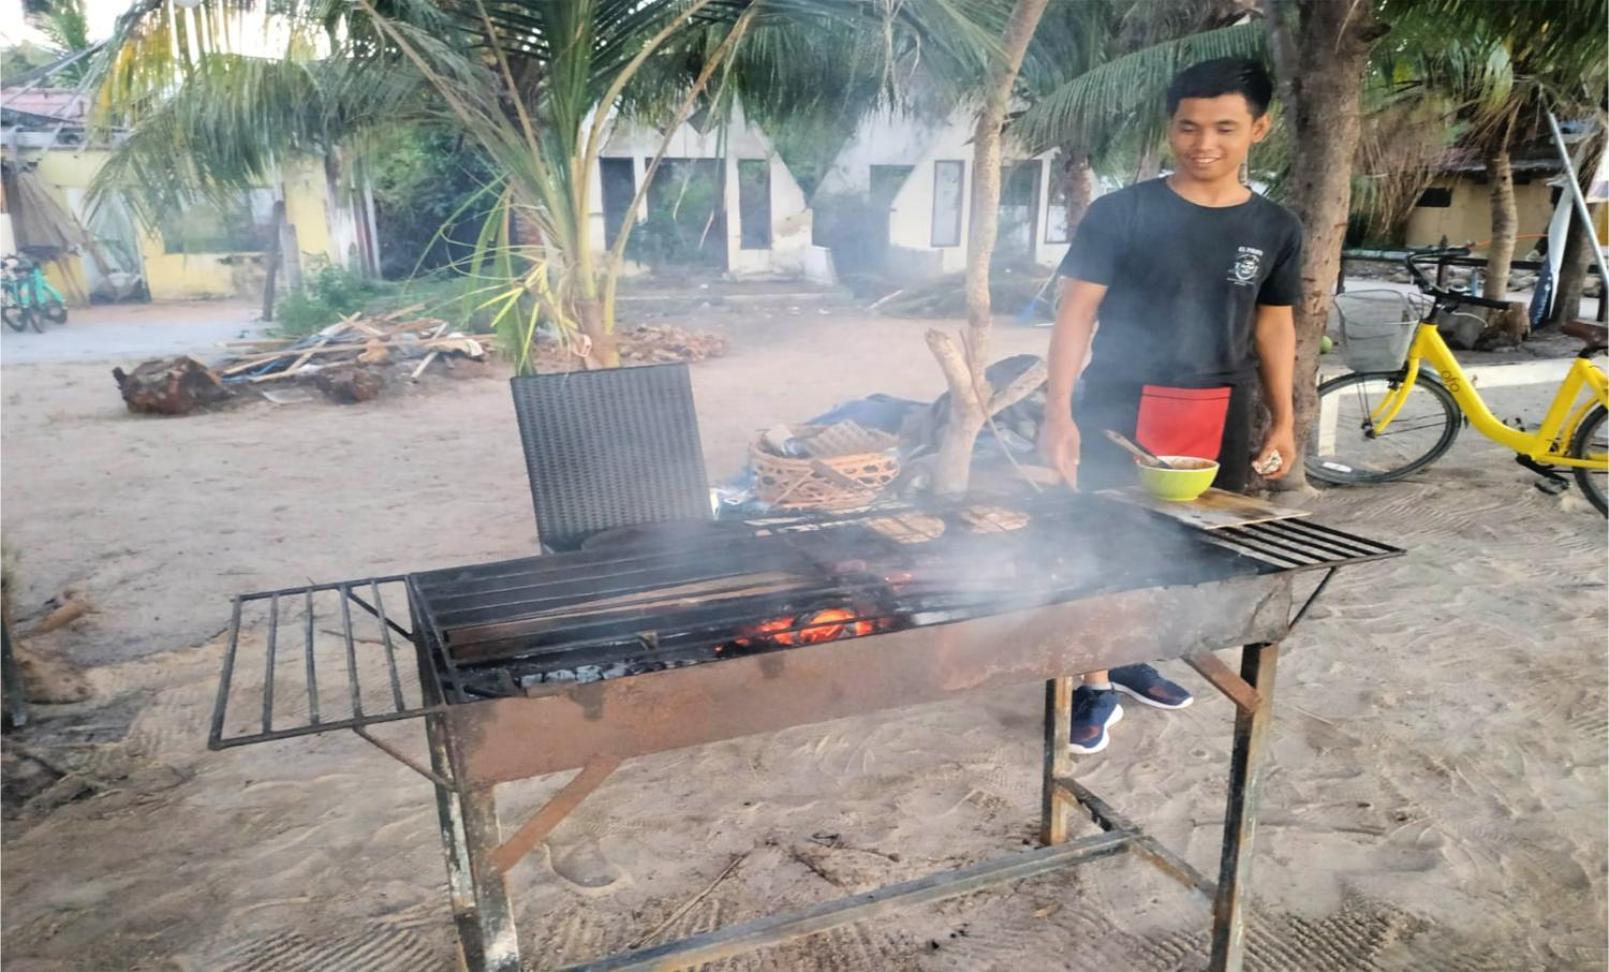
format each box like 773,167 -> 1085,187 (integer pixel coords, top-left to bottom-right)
208,577 -> 450,750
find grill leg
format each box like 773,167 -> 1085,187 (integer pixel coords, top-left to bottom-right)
1208,643 -> 1280,972
427,715 -> 521,972
1040,676 -> 1075,845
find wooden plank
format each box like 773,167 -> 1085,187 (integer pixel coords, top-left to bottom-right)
563,831 -> 1133,971
1101,488 -> 1311,531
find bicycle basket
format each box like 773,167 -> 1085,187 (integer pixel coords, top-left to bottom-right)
1334,290 -> 1417,372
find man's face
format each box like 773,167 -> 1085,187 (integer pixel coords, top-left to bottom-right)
1167,94 -> 1270,183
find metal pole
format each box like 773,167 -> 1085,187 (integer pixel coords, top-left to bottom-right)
1040,676 -> 1075,845
1208,643 -> 1281,972
2,618 -> 25,729
1545,110 -> 1609,290
415,598 -> 521,972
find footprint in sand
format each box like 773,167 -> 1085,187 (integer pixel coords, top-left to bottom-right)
549,838 -> 626,891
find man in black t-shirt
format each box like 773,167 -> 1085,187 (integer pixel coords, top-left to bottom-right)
1037,58 -> 1302,755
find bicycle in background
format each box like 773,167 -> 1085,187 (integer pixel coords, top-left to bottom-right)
1,254 -> 69,333
1308,246 -> 1607,516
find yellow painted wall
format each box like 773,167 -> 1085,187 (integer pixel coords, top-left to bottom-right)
1404,176 -> 1556,250
22,147 -> 345,303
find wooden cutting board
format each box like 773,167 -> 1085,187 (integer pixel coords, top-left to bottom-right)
1101,487 -> 1311,530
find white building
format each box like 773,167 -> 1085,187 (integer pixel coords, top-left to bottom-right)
586,103 -> 832,282
818,106 -> 1085,279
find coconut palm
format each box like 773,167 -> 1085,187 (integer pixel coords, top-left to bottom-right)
1383,0 -> 1608,304
89,0 -> 1004,371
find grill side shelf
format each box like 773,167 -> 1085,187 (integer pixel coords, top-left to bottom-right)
208,576 -> 449,750
1198,518 -> 1403,571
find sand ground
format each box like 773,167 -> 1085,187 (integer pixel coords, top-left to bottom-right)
1,302 -> 1605,971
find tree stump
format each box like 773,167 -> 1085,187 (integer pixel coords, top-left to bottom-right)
111,356 -> 231,416
313,366 -> 385,404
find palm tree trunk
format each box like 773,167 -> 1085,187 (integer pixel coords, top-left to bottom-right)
1547,208 -> 1596,330
929,0 -> 1052,498
1262,0 -> 1384,491
1060,144 -> 1093,236
1483,124 -> 1518,303
574,297 -> 619,369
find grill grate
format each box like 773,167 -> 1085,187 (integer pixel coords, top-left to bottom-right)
1199,517 -> 1400,571
208,578 -> 447,750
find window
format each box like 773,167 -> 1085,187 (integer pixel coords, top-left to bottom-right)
737,159 -> 771,249
159,189 -> 275,253
869,165 -> 912,207
931,160 -> 964,247
1414,187 -> 1453,208
599,158 -> 636,248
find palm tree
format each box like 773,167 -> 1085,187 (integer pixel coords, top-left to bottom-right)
1385,0 -> 1608,305
927,0 -> 1052,497
90,0 -> 1002,371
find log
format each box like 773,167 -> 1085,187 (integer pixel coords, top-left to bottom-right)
111,356 -> 232,416
313,366 -> 386,404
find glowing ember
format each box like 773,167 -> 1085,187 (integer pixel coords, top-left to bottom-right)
794,607 -> 875,644
725,607 -> 879,652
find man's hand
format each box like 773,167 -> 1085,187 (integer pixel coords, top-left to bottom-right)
1039,414 -> 1082,488
1254,422 -> 1295,480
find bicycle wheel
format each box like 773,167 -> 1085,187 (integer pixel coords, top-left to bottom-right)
1307,371 -> 1461,485
43,298 -> 67,325
1,304 -> 25,332
1569,404 -> 1607,516
24,306 -> 44,333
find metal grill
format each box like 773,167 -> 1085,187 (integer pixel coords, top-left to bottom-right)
208,500 -> 1401,751
208,578 -> 445,750
1199,517 -> 1401,571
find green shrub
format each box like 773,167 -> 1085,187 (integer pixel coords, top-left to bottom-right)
271,264 -> 392,337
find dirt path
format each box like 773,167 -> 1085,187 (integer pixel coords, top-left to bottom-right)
1,310 -> 1603,971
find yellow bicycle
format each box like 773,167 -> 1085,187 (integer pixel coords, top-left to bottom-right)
1308,247 -> 1608,515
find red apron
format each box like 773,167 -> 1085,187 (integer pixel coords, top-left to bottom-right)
1134,385 -> 1232,462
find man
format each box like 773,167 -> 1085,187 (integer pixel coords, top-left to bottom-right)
1037,58 -> 1302,755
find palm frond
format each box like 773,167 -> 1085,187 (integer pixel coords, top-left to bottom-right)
1009,20 -> 1268,156
90,52 -> 426,225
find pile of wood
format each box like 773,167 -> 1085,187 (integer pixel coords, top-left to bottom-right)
218,306 -> 486,386
111,308 -> 491,415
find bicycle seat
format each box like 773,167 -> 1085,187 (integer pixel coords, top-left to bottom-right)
1561,318 -> 1609,346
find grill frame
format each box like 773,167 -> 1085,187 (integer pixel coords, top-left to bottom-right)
207,502 -> 1400,752
206,500 -> 1401,972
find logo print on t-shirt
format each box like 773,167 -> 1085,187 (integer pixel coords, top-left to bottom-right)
1229,246 -> 1263,286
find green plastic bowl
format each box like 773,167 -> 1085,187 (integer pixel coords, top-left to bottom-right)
1135,456 -> 1219,502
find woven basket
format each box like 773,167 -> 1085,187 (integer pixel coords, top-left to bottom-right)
751,427 -> 900,510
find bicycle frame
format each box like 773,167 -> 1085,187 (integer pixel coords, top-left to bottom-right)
1,262 -> 62,309
1371,322 -> 1607,470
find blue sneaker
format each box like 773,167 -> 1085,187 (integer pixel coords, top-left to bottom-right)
1109,664 -> 1194,710
1069,685 -> 1124,754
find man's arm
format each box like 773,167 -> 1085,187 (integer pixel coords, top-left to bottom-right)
1253,303 -> 1296,479
1038,278 -> 1107,486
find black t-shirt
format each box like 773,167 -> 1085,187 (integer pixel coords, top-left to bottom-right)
1057,178 -> 1302,385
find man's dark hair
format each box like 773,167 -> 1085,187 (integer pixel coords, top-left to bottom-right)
1166,58 -> 1274,118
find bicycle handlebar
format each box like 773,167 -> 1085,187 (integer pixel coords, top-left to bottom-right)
1404,248 -> 1514,311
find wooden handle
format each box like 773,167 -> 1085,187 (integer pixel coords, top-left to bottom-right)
1102,429 -> 1170,468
